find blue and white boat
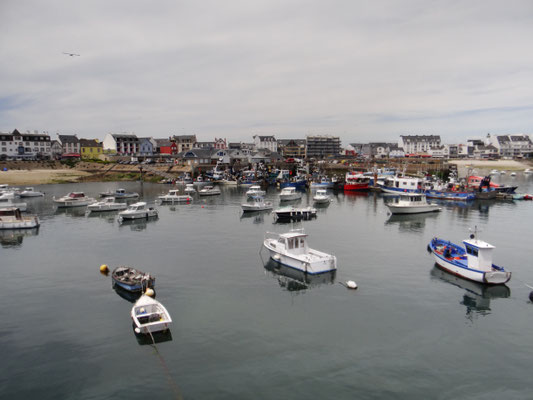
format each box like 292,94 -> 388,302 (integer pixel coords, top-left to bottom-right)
310,177 -> 334,189
279,178 -> 307,190
428,233 -> 511,285
423,190 -> 476,201
112,266 -> 155,292
380,175 -> 423,194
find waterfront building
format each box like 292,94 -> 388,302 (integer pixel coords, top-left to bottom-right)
488,134 -> 533,159
177,148 -> 214,167
399,135 -> 441,155
253,135 -> 278,152
138,138 -> 157,157
58,134 -> 81,158
79,139 -> 103,160
173,134 -> 197,153
214,138 -> 227,149
277,139 -> 306,159
473,145 -> 499,159
306,135 -> 341,158
50,140 -> 63,159
194,141 -> 215,149
389,144 -> 405,158
103,133 -> 139,155
0,129 -> 52,160
427,145 -> 448,158
154,138 -> 177,155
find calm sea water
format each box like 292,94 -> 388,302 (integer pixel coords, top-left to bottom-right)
1,173 -> 533,400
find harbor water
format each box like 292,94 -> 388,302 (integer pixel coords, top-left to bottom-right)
1,173 -> 533,399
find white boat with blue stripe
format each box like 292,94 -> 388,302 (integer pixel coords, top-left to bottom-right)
428,233 -> 511,285
380,175 -> 422,194
263,229 -> 337,275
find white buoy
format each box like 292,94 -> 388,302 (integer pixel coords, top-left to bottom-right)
135,327 -> 141,334
145,288 -> 155,297
345,280 -> 358,290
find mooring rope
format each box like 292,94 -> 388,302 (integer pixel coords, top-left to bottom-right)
147,331 -> 183,400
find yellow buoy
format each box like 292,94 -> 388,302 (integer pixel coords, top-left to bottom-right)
99,264 -> 109,273
145,288 -> 155,297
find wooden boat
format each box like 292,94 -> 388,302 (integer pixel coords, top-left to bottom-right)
386,193 -> 441,214
131,295 -> 172,334
263,229 -> 337,274
428,232 -> 511,285
313,189 -> 331,204
53,192 -> 96,207
87,197 -> 128,212
158,189 -> 193,203
0,208 -> 40,229
241,196 -> 273,212
112,266 -> 155,292
273,206 -> 317,221
118,202 -> 158,220
198,186 -> 221,196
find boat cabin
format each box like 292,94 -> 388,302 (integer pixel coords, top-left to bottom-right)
316,189 -> 328,196
68,192 -> 86,198
281,187 -> 297,194
462,238 -> 494,272
128,202 -> 146,211
0,208 -> 22,219
279,231 -> 309,255
383,176 -> 421,190
395,193 -> 426,203
168,190 -> 179,196
116,189 -> 126,195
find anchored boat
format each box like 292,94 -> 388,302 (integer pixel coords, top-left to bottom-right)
131,295 -> 172,334
428,232 -> 511,285
263,229 -> 337,274
118,202 -> 158,220
112,266 -> 155,292
0,208 -> 40,230
273,206 -> 317,221
87,197 -> 128,212
386,193 -> 441,214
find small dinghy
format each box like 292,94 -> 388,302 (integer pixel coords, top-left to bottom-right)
131,295 -> 172,334
428,231 -> 511,285
112,266 -> 155,292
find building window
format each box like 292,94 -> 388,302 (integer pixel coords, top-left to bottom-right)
1,147 -> 6,152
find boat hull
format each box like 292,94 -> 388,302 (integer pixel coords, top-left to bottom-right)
386,204 -> 440,214
344,183 -> 369,191
0,217 -> 40,230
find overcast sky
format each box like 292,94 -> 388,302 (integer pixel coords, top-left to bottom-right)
1,0 -> 533,144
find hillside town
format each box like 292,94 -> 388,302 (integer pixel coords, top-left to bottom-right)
1,130 -> 532,168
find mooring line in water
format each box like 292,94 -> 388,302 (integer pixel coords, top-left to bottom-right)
148,332 -> 184,400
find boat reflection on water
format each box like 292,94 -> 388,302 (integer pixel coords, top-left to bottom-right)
263,259 -> 336,292
117,217 -> 156,231
132,324 -> 173,346
112,284 -> 148,303
430,266 -> 510,320
385,212 -> 439,233
239,210 -> 267,224
0,227 -> 39,248
55,207 -> 88,218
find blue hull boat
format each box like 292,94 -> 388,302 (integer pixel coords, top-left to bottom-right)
112,266 -> 155,292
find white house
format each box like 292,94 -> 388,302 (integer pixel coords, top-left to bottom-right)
0,129 -> 52,159
253,135 -> 277,152
103,133 -> 139,155
399,135 -> 441,154
488,134 -> 532,159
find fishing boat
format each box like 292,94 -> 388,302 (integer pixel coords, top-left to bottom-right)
310,177 -> 334,189
100,188 -> 139,199
279,178 -> 307,190
19,187 -> 44,197
53,192 -> 96,207
279,187 -> 302,201
198,185 -> 221,196
380,175 -> 422,194
246,185 -> 266,199
241,196 -> 273,212
428,232 -> 511,285
466,176 -> 517,194
263,229 -> 337,274
344,172 -> 370,192
386,193 -> 441,214
313,189 -> 331,204
273,206 -> 317,221
158,189 -> 193,203
112,266 -> 155,292
0,208 -> 40,229
423,189 -> 476,201
118,202 -> 158,220
87,197 -> 128,212
131,295 -> 172,334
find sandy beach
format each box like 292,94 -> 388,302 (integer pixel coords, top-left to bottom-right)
0,169 -> 92,185
449,159 -> 532,177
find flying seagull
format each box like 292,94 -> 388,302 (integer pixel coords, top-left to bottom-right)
62,52 -> 80,57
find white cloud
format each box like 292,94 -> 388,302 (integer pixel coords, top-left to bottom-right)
1,0 -> 533,144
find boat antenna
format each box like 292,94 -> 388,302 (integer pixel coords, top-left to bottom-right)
469,225 -> 481,239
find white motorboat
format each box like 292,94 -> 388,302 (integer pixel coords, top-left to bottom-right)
510,172 -> 516,177
198,186 -> 221,196
524,168 -> 533,175
380,175 -> 422,194
218,179 -> 238,186
0,199 -> 27,212
0,208 -> 40,229
386,193 -> 441,215
279,187 -> 302,201
263,229 -> 337,274
19,187 -> 44,197
158,189 -> 193,203
53,192 -> 96,208
118,202 -> 158,220
0,191 -> 19,202
313,189 -> 331,204
131,295 -> 172,334
428,232 -> 511,285
246,185 -> 266,199
490,169 -> 499,175
100,188 -> 139,199
241,196 -> 273,212
87,197 -> 128,212
273,206 -> 317,221
184,184 -> 196,194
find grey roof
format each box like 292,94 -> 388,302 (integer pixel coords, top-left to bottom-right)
178,148 -> 214,158
111,133 -> 137,139
79,139 -> 102,147
254,135 -> 276,141
400,135 -> 440,141
154,138 -> 172,146
58,134 -> 79,144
